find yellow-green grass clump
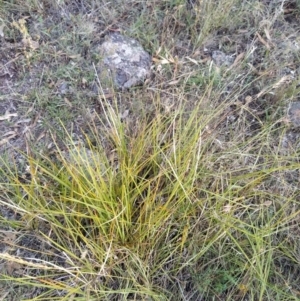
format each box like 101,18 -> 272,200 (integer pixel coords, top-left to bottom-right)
0,97 -> 299,300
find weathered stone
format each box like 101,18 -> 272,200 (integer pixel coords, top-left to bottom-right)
280,103 -> 300,154
212,50 -> 234,67
287,102 -> 300,128
61,146 -> 106,174
281,130 -> 300,150
97,33 -> 151,89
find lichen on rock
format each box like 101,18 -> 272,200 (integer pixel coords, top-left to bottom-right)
97,33 -> 151,89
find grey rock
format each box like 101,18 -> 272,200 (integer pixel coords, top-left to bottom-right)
62,146 -> 103,168
288,102 -> 300,128
281,130 -> 300,150
97,33 -> 151,89
280,102 -> 300,153
212,50 -> 234,67
57,81 -> 69,95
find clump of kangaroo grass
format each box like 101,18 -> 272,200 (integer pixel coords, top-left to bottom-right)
0,90 -> 300,300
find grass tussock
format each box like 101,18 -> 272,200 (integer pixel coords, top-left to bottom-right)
1,91 -> 300,300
